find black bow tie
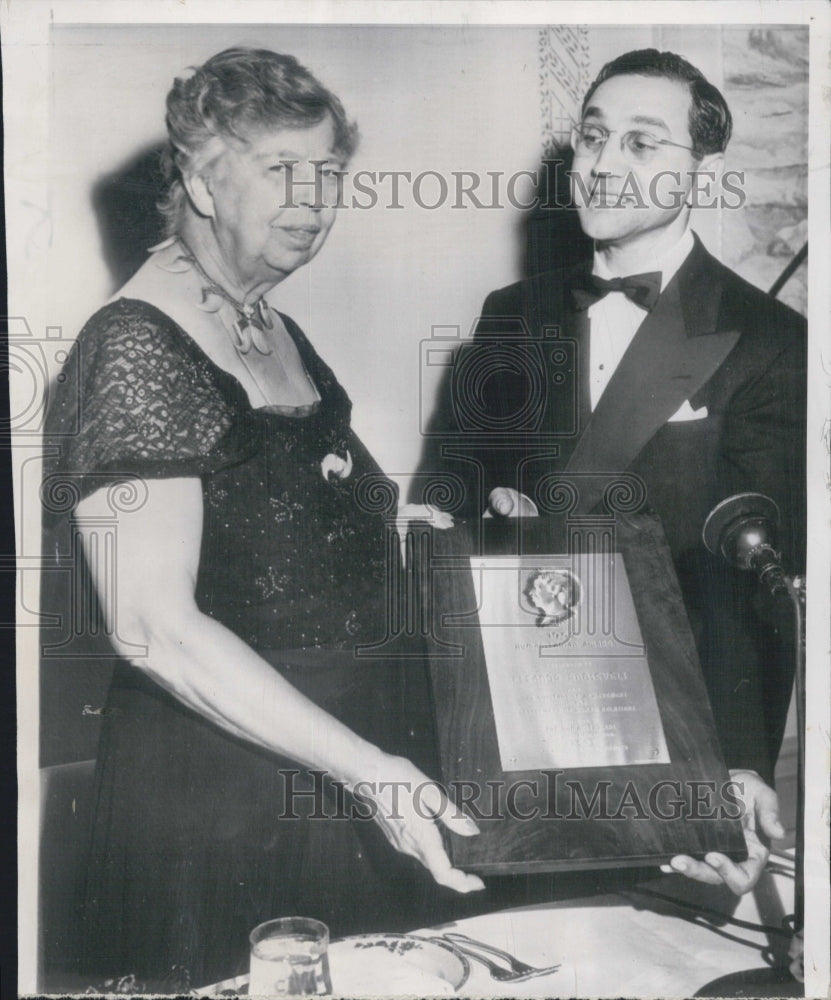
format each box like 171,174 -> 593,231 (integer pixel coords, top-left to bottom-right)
571,271 -> 663,312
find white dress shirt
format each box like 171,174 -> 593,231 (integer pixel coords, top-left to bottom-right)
588,228 -> 695,410
490,228 -> 697,515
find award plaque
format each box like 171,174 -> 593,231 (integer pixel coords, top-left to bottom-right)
423,514 -> 747,873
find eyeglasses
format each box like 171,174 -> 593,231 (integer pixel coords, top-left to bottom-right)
571,123 -> 698,164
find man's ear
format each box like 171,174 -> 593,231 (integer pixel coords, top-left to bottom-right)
697,151 -> 725,184
182,170 -> 216,219
686,151 -> 725,208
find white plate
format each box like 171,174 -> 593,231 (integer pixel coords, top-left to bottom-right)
198,933 -> 470,996
329,933 -> 470,996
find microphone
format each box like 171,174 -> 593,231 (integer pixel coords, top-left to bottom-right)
702,492 -> 786,595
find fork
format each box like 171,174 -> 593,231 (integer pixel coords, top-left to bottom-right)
437,931 -> 561,982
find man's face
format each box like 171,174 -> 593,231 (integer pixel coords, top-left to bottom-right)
571,73 -> 721,250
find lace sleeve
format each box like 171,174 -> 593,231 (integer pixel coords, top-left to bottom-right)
43,299 -> 254,510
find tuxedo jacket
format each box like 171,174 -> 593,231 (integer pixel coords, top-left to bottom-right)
466,234 -> 806,782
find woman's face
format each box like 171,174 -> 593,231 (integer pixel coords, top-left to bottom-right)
204,116 -> 342,291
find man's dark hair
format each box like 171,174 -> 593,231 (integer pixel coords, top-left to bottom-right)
581,49 -> 732,157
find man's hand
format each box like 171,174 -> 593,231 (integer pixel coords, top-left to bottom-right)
661,769 -> 785,894
485,487 -> 539,518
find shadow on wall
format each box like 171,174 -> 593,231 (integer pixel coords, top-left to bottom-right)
523,143 -> 591,278
40,142 -> 169,768
410,147 -> 591,509
92,141 -> 169,290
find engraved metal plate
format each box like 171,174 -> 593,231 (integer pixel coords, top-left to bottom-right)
469,553 -> 670,770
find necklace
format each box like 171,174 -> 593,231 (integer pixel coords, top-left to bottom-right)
175,237 -> 274,356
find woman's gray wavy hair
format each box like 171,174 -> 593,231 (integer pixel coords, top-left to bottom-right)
158,47 -> 359,235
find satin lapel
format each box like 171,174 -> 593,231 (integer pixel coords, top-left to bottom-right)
564,249 -> 740,511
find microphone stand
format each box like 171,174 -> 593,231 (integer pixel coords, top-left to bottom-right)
695,495 -> 805,997
784,574 -> 805,948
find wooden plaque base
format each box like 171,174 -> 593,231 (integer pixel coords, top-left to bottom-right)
423,514 -> 747,874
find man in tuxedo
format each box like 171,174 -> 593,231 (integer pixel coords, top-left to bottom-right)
462,49 -> 806,892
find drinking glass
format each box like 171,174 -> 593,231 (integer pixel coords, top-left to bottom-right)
248,917 -> 332,996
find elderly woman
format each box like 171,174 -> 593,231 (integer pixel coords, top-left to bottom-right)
43,47 -> 483,986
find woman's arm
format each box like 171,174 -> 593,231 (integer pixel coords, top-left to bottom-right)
75,476 -> 484,893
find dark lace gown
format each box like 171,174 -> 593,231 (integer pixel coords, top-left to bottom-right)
42,298 -> 457,987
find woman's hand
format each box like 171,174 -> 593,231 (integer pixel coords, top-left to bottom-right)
345,753 -> 485,894
396,503 -> 454,530
395,505 -> 454,566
